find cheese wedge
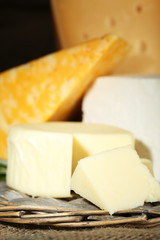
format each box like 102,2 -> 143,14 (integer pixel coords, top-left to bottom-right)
0,34 -> 129,161
71,146 -> 160,214
7,122 -> 134,197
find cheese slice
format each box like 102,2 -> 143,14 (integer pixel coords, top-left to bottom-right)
6,122 -> 134,197
71,146 -> 160,214
82,75 -> 160,181
0,34 -> 129,161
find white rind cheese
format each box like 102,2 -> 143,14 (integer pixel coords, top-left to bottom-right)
82,75 -> 160,181
71,146 -> 160,214
7,122 -> 134,197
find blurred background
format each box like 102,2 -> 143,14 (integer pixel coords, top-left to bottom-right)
0,0 -> 58,72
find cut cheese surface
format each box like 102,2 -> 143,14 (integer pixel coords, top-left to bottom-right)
0,34 -> 129,160
7,122 -> 134,180
6,122 -> 134,196
71,146 -> 160,214
82,75 -> 160,181
7,122 -> 134,197
72,132 -> 134,173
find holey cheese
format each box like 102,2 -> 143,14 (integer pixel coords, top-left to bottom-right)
6,122 -> 134,197
71,146 -> 160,214
0,34 -> 129,161
82,76 -> 160,181
52,0 -> 160,74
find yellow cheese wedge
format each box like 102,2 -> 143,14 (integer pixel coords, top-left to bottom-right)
71,146 -> 160,214
0,34 -> 129,160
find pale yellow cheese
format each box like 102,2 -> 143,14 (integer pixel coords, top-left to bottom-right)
72,130 -> 134,173
141,158 -> 154,176
71,146 -> 160,214
0,34 -> 129,161
7,126 -> 73,197
6,122 -> 134,196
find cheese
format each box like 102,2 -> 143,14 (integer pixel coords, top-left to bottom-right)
7,125 -> 73,197
6,122 -> 134,196
51,0 -> 160,74
141,158 -> 153,176
71,146 -> 160,214
0,34 -> 129,161
82,75 -> 160,181
71,123 -> 135,172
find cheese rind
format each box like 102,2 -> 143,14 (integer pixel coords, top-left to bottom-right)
6,122 -> 134,196
7,127 -> 73,197
82,76 -> 160,181
0,34 -> 129,160
71,146 -> 160,214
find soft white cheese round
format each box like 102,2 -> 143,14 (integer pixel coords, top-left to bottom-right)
82,75 -> 160,181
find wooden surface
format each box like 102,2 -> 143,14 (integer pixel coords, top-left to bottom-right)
0,182 -> 160,229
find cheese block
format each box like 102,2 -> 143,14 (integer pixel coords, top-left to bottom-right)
7,125 -> 73,197
0,34 -> 129,161
7,122 -> 134,196
71,146 -> 160,214
141,158 -> 154,176
82,75 -> 160,181
52,0 -> 160,74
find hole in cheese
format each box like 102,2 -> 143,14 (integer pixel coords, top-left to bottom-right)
136,5 -> 143,13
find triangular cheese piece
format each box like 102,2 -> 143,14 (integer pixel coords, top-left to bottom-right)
71,161 -> 104,208
71,146 -> 160,214
0,34 -> 129,160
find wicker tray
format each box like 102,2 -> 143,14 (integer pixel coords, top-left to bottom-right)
0,182 -> 160,228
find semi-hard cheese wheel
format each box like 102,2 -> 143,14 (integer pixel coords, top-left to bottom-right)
82,75 -> 160,181
7,122 -> 134,197
71,146 -> 160,214
0,34 -> 129,161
